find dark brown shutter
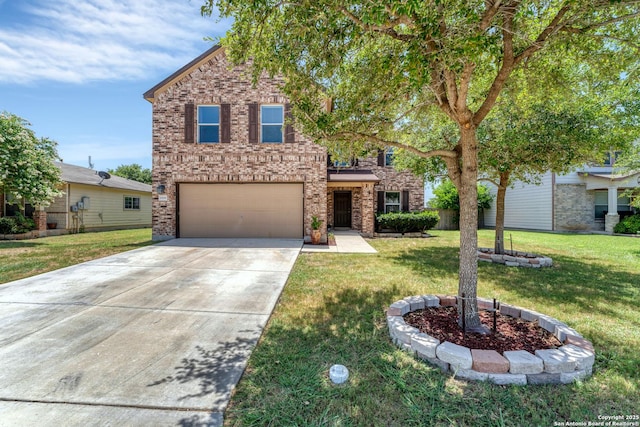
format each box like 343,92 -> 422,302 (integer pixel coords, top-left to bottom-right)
402,190 -> 410,212
284,103 -> 295,143
327,154 -> 333,167
377,191 -> 385,214
377,149 -> 385,166
248,103 -> 258,143
184,103 -> 195,144
220,103 -> 231,143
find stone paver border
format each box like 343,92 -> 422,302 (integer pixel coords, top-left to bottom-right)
477,248 -> 553,268
387,295 -> 593,385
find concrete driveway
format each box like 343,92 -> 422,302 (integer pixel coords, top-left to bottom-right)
0,238 -> 302,426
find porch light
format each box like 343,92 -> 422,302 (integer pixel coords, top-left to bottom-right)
156,184 -> 166,194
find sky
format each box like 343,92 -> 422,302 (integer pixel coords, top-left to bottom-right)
0,0 -> 231,172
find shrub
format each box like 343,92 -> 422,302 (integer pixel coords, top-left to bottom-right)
0,212 -> 36,234
429,179 -> 494,210
0,217 -> 19,234
614,214 -> 640,234
376,211 -> 440,233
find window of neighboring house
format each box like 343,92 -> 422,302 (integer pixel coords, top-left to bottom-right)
594,190 -> 631,220
385,147 -> 395,166
603,151 -> 622,166
124,196 -> 140,210
3,194 -> 34,217
261,105 -> 284,143
198,105 -> 220,143
384,191 -> 401,213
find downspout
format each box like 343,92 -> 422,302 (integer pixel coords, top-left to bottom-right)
66,183 -> 70,230
551,173 -> 556,231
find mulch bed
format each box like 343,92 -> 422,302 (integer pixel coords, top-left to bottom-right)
404,306 -> 562,354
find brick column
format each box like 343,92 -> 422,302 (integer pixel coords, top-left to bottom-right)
605,214 -> 620,234
361,183 -> 375,237
32,207 -> 47,237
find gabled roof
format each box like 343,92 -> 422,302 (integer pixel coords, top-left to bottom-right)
143,45 -> 224,102
57,162 -> 151,192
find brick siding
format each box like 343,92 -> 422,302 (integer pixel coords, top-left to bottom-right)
149,50 -> 327,240
149,49 -> 424,239
554,184 -> 600,231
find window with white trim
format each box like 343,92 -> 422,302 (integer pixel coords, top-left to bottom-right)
603,151 -> 622,167
385,147 -> 395,166
384,191 -> 401,213
124,196 -> 140,210
198,105 -> 220,143
261,105 -> 283,143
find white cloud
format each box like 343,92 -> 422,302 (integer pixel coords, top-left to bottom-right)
0,0 -> 230,84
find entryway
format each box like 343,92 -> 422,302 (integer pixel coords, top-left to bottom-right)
334,191 -> 352,228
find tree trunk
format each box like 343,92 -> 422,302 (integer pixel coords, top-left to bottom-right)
494,171 -> 510,255
455,127 -> 485,332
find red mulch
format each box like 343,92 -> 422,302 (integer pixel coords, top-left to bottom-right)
404,306 -> 561,354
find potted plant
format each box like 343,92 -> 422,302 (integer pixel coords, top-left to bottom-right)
311,215 -> 323,245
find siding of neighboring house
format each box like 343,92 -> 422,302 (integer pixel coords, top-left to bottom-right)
46,183 -> 151,232
483,172 -> 554,231
147,47 -> 327,240
44,184 -> 70,229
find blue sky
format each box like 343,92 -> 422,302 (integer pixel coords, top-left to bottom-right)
0,0 -> 230,171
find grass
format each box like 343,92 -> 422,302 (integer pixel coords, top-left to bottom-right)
0,228 -> 155,284
224,230 -> 639,427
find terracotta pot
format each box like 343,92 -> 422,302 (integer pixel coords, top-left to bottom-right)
311,229 -> 321,245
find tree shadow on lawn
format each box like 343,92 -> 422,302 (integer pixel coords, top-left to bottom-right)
390,245 -> 640,385
390,245 -> 639,321
224,284 -> 633,426
0,241 -> 43,249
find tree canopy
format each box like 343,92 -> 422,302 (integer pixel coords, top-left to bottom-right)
0,112 -> 63,208
107,164 -> 152,184
202,0 -> 640,329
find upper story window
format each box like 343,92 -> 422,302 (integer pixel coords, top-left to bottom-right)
603,151 -> 622,167
198,106 -> 220,143
261,105 -> 284,143
385,148 -> 395,166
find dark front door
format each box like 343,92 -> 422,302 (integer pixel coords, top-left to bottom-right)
334,192 -> 352,228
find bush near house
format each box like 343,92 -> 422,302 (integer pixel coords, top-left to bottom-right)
376,210 -> 439,234
614,214 -> 640,234
0,212 -> 36,234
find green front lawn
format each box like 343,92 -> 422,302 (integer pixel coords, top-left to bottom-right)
0,228 -> 154,284
225,230 -> 639,426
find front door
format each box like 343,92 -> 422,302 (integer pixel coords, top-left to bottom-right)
334,192 -> 352,228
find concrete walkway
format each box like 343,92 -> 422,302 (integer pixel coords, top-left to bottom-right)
301,230 -> 377,253
0,238 -> 302,426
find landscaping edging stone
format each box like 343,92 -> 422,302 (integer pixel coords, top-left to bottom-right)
477,248 -> 553,268
387,295 -> 594,385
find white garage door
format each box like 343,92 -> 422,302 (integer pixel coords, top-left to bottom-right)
178,183 -> 303,238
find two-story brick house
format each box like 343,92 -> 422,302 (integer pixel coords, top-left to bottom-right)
144,46 -> 423,241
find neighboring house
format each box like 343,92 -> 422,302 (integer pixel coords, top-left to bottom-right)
143,46 -> 423,241
483,152 -> 640,233
2,162 -> 152,234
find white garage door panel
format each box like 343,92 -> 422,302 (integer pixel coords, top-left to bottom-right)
179,183 -> 303,238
